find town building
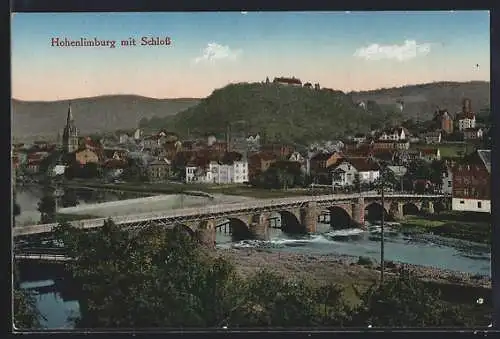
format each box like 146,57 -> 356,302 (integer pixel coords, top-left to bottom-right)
352,133 -> 367,143
273,76 -> 302,86
185,159 -> 249,184
147,158 -> 171,182
377,127 -> 408,141
261,143 -> 295,159
420,148 -> 441,162
456,99 -> 476,131
434,109 -> 454,134
330,157 -> 380,188
26,152 -> 49,174
451,149 -> 490,213
61,102 -> 79,154
423,130 -> 442,144
441,163 -> 453,195
247,152 -> 276,181
463,127 -> 484,141
309,151 -> 343,183
74,148 -> 100,165
133,128 -> 143,140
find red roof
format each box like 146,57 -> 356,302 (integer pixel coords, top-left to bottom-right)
343,157 -> 380,172
249,151 -> 276,162
83,137 -> 101,149
310,152 -> 340,161
27,152 -> 48,161
421,148 -> 438,155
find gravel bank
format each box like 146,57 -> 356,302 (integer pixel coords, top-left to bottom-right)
216,248 -> 491,289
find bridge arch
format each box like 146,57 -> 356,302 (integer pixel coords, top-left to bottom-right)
328,206 -> 352,229
225,217 -> 252,241
402,202 -> 420,216
365,202 -> 390,221
279,210 -> 305,234
172,223 -> 195,238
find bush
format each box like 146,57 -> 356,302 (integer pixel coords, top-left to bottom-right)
357,256 -> 373,266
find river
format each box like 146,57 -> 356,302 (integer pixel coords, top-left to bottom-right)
14,190 -> 491,329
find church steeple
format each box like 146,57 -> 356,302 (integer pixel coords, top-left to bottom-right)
66,101 -> 73,124
62,101 -> 79,154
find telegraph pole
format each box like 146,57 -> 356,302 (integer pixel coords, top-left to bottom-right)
380,164 -> 386,285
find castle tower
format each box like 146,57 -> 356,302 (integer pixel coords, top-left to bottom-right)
62,102 -> 79,153
462,98 -> 472,114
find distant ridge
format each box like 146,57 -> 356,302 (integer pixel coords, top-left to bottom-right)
349,80 -> 490,120
12,80 -> 490,142
12,95 -> 200,141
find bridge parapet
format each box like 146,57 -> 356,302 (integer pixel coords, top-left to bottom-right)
14,193 -> 446,237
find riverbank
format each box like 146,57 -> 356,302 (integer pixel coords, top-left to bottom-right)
66,180 -> 314,199
398,211 -> 491,244
215,248 -> 491,323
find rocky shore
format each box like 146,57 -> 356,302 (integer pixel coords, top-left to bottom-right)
216,248 -> 491,290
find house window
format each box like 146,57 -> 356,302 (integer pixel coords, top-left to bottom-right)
460,200 -> 464,204
448,181 -> 452,187
478,202 -> 482,209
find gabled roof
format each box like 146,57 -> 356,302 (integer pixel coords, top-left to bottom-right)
477,149 -> 491,173
310,152 -> 338,161
336,157 -> 380,172
249,151 -> 276,161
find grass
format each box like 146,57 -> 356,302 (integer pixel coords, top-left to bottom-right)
399,211 -> 491,244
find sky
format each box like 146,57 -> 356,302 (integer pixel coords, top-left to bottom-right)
11,11 -> 490,101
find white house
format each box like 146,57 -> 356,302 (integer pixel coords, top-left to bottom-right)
50,164 -> 67,177
185,166 -> 199,183
441,166 -> 453,195
330,158 -> 380,187
423,131 -> 442,144
289,151 -> 304,163
133,128 -> 143,140
119,133 -> 131,144
378,127 -> 407,141
185,160 -> 249,184
353,133 -> 367,143
463,127 -> 484,141
457,113 -> 476,131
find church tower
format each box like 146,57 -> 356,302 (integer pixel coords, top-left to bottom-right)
62,102 -> 79,153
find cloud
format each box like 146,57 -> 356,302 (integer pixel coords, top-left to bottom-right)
193,42 -> 242,64
353,40 -> 432,62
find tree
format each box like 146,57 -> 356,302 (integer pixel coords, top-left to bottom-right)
61,189 -> 79,208
350,267 -> 468,327
353,173 -> 361,193
52,219 -> 354,328
13,191 -> 21,217
407,159 -> 432,181
429,160 -> 447,188
37,195 -> 56,223
53,220 -> 244,328
13,265 -> 44,330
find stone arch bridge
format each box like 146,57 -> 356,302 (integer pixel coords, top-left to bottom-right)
14,193 -> 446,248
